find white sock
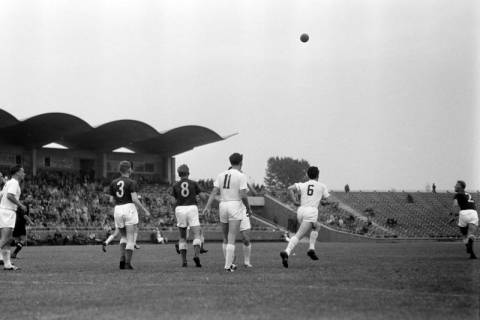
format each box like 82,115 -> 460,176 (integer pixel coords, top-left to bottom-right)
225,244 -> 235,269
2,249 -> 11,268
285,236 -> 299,256
243,244 -> 251,265
134,232 -> 138,245
222,243 -> 227,258
105,234 -> 115,245
309,231 -> 319,250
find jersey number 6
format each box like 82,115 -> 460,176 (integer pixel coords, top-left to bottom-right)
307,185 -> 314,196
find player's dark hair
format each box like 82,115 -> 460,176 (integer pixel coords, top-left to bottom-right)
457,180 -> 466,189
307,166 -> 319,179
119,161 -> 131,174
229,153 -> 243,165
10,165 -> 22,176
177,164 -> 189,177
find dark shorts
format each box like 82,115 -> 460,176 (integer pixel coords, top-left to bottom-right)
13,219 -> 26,237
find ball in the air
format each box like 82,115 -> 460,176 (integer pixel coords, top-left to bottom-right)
300,33 -> 309,43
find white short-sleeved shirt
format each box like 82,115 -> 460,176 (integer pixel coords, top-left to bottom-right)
214,169 -> 248,201
294,180 -> 329,208
0,178 -> 21,211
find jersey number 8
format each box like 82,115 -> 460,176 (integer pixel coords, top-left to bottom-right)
181,182 -> 190,197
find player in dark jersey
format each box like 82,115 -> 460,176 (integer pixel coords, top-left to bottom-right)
11,204 -> 32,259
453,180 -> 478,259
109,161 -> 150,269
171,164 -> 204,267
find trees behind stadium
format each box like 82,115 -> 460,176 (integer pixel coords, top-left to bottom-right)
264,157 -> 310,192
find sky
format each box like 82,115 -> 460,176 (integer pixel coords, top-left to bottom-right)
0,0 -> 478,191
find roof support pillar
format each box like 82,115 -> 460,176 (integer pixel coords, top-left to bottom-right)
32,148 -> 37,176
102,153 -> 107,178
171,157 -> 176,184
166,156 -> 175,184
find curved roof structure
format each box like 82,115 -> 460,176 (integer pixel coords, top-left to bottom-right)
0,110 -> 232,155
0,109 -> 19,128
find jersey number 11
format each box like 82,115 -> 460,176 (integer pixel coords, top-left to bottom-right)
223,174 -> 231,189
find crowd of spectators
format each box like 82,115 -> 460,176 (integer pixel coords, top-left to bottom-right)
22,171 -> 111,228
0,169 -> 265,235
12,170 -> 221,230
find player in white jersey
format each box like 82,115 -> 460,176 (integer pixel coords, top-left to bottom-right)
280,166 -> 330,268
229,167 -> 255,268
203,153 -> 252,272
0,165 -> 26,271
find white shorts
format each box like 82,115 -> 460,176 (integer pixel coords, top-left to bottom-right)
114,203 -> 139,228
297,206 -> 319,224
175,205 -> 200,228
240,216 -> 251,232
219,201 -> 247,223
0,208 -> 16,229
458,209 -> 479,228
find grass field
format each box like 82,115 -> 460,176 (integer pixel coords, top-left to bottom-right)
0,242 -> 478,320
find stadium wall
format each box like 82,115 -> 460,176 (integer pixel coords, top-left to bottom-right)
262,194 -> 378,242
25,228 -> 284,245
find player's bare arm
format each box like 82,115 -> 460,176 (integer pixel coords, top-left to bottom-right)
132,192 -> 150,217
287,185 -> 300,206
168,189 -> 177,206
451,199 -> 460,215
7,193 -> 26,211
203,187 -> 219,215
240,188 -> 252,216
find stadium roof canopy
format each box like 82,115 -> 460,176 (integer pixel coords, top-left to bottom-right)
0,110 -> 235,155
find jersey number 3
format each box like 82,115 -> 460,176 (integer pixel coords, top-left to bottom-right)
116,181 -> 125,198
